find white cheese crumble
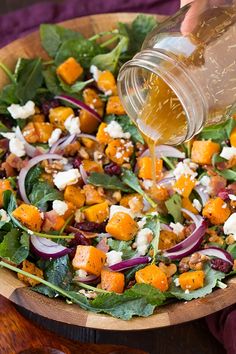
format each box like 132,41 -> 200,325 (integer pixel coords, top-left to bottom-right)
76,269 -> 88,278
90,65 -> 102,82
199,175 -> 212,194
192,199 -> 202,212
0,209 -> 10,222
106,250 -> 123,266
109,205 -> 134,219
135,228 -> 153,256
7,100 -> 35,119
104,89 -> 112,96
64,115 -> 81,135
174,278 -> 180,287
0,132 -> 15,140
142,179 -> 153,190
173,158 -> 198,180
104,121 -> 130,139
9,137 -> 26,157
223,213 -> 236,240
48,128 -> 62,147
52,200 -> 68,216
220,146 -> 236,160
170,222 -> 184,235
229,194 -> 236,201
184,289 -> 190,294
137,217 -> 147,229
53,169 -> 80,190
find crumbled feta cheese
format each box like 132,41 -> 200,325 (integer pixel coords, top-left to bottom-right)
104,89 -> 112,96
223,213 -> 236,240
7,100 -> 35,119
104,121 -> 130,139
109,205 -> 134,219
0,132 -> 15,140
138,217 -> 147,229
76,269 -> 88,278
106,250 -> 123,266
136,228 -> 153,255
173,159 -> 198,180
170,222 -> 184,235
222,203 -> 227,209
199,175 -> 211,194
115,152 -> 123,159
184,289 -> 190,294
9,137 -> 25,157
74,209 -> 83,223
90,65 -> 102,82
48,128 -> 62,147
229,194 -> 236,201
53,169 -> 80,190
64,115 -> 81,135
0,209 -> 10,222
142,179 -> 153,190
40,212 -> 44,220
174,278 -> 180,287
220,146 -> 236,160
192,199 -> 202,212
52,200 -> 68,216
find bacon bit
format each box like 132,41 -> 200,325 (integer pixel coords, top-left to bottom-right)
67,225 -> 98,239
6,153 -> 25,170
1,161 -> 15,177
64,141 -> 81,156
209,175 -> 227,196
96,238 -> 109,253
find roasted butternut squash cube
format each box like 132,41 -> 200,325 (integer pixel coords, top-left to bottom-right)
230,127 -> 236,147
138,157 -> 163,180
191,140 -> 220,165
17,260 -> 43,287
106,212 -> 138,241
101,269 -> 125,293
174,175 -> 196,198
159,230 -> 177,250
42,210 -> 65,232
72,245 -> 106,276
49,106 -> 74,131
82,160 -> 103,174
12,204 -> 42,232
149,185 -> 169,201
182,197 -> 198,218
179,270 -> 205,291
62,201 -> 76,220
0,179 -> 13,207
105,139 -> 134,165
22,122 -> 38,143
202,197 -> 230,225
79,110 -> 100,133
34,122 -> 54,143
64,185 -> 85,208
56,57 -> 83,85
106,96 -> 126,115
97,70 -> 117,94
84,201 -> 109,223
135,264 -> 169,292
83,88 -> 104,111
83,184 -> 105,205
96,122 -> 112,144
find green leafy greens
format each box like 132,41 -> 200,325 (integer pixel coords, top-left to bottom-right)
87,172 -> 132,193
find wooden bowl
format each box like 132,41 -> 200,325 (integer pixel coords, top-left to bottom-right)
0,13 -> 235,331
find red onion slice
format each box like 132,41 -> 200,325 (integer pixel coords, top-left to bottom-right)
79,164 -> 88,184
50,134 -> 76,153
55,94 -> 101,122
73,274 -> 99,284
157,176 -> 175,186
164,218 -> 207,255
194,185 -> 209,206
160,223 -> 172,231
30,235 -> 71,259
181,208 -> 202,227
78,133 -> 98,142
163,234 -> 205,260
141,145 -> 185,159
109,256 -> 150,272
197,247 -> 233,265
15,126 -> 39,157
18,153 -> 63,203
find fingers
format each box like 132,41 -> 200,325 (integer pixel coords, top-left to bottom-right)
180,0 -> 208,35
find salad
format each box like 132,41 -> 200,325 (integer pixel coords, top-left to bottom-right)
0,15 -> 235,321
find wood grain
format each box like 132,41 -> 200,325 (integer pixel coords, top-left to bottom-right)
0,12 -> 235,332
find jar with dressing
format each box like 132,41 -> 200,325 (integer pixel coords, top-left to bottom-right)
117,0 -> 236,146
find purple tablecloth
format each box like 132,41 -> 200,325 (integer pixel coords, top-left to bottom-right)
0,1 -> 235,353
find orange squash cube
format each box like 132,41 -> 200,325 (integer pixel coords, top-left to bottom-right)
83,184 -> 105,205
179,270 -> 205,291
84,201 -> 109,223
82,160 -> 103,174
72,245 -> 106,276
202,197 -> 230,225
0,179 -> 13,207
17,260 -> 44,286
97,71 -> 117,94
174,175 -> 196,198
101,269 -> 125,293
105,139 -> 134,165
96,122 -> 112,144
159,230 -> 177,250
56,57 -> 83,85
106,96 -> 126,115
106,212 -> 138,241
182,197 -> 198,217
49,106 -> 74,131
42,210 -> 65,232
12,204 -> 42,232
137,157 -> 163,180
79,110 -> 100,133
230,127 -> 236,147
34,122 -> 54,143
64,185 -> 85,209
191,140 -> 220,165
22,122 -> 38,143
135,264 -> 169,292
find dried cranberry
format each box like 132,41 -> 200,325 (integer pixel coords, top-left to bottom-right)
104,162 -> 121,176
74,221 -> 106,233
41,99 -> 60,116
68,247 -> 76,260
210,258 -> 232,273
218,189 -> 229,200
68,232 -> 91,247
73,157 -> 82,168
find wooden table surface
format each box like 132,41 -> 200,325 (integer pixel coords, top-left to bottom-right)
0,294 -> 227,354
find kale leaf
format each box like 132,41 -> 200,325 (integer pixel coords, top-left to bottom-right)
0,229 -> 29,264
87,172 -> 132,193
29,181 -> 63,211
165,193 -> 183,223
107,239 -> 137,259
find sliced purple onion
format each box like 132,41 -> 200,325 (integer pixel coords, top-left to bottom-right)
160,223 -> 172,231
194,185 -> 209,206
163,218 -> 207,259
78,133 -> 98,142
15,126 -> 39,157
55,94 -> 101,122
181,208 -> 203,227
18,153 -> 63,203
197,247 -> 233,265
50,134 -> 76,154
141,145 -> 185,159
79,164 -> 88,184
157,176 -> 175,186
109,256 -> 151,272
73,274 -> 99,284
30,235 -> 71,259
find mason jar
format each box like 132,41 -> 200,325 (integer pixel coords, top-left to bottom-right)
118,0 -> 236,145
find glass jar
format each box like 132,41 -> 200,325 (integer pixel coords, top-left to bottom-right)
118,0 -> 236,145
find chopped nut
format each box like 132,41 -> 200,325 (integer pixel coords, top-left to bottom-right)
179,257 -> 190,273
112,190 -> 122,202
74,209 -> 85,223
93,151 -> 104,163
78,289 -> 97,299
42,160 -> 64,174
159,262 -> 177,278
122,163 -> 131,170
64,141 -> 81,156
225,235 -> 236,245
79,147 -> 90,160
128,196 -> 144,214
189,252 -> 209,271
